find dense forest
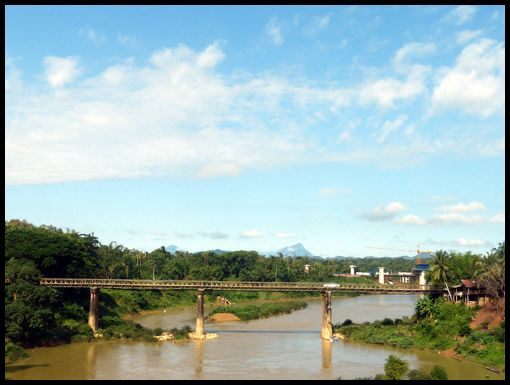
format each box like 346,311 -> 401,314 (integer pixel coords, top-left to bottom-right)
4,219 -> 505,349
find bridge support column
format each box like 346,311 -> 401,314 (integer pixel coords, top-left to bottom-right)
321,290 -> 333,340
378,267 -> 385,284
88,287 -> 99,332
195,289 -> 205,337
419,271 -> 426,286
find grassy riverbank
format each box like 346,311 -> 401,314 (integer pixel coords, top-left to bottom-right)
333,297 -> 505,370
206,301 -> 308,321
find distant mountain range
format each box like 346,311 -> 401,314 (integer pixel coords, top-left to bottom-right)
165,244 -> 432,259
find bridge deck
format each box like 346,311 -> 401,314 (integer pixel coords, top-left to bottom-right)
40,278 -> 441,293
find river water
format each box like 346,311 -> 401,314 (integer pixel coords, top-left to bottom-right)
5,294 -> 503,380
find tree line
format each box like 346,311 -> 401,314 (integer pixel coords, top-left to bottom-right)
5,219 -> 504,344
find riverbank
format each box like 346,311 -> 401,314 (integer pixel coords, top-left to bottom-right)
206,301 -> 308,322
333,298 -> 505,371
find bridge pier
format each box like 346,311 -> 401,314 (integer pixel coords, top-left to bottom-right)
321,290 -> 333,340
195,289 -> 205,337
378,267 -> 385,284
88,287 -> 99,332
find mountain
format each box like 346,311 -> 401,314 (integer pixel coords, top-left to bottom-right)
165,245 -> 183,253
276,243 -> 315,257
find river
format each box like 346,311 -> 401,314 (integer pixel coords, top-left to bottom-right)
5,294 -> 504,380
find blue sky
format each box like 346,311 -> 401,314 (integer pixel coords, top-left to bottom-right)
5,5 -> 505,257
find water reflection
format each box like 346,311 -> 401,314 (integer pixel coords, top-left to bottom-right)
321,339 -> 332,370
194,340 -> 204,378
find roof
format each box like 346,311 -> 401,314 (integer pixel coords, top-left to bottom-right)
460,279 -> 480,288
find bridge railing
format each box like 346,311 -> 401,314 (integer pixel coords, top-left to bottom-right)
39,278 -> 441,292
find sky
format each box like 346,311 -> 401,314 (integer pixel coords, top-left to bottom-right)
5,5 -> 505,258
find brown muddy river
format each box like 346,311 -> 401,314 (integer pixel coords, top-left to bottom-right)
5,294 -> 504,380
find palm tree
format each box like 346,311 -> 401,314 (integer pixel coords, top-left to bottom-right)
426,250 -> 454,300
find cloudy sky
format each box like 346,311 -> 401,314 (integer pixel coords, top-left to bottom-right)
5,5 -> 505,257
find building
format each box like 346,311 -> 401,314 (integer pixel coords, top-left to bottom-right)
449,279 -> 488,306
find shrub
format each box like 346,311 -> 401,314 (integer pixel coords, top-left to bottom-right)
77,324 -> 94,336
381,318 -> 394,326
153,327 -> 163,336
384,355 -> 409,380
341,319 -> 353,327
430,365 -> 448,380
5,342 -> 29,361
458,323 -> 471,337
408,369 -> 432,380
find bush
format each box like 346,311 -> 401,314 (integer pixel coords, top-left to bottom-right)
458,323 -> 471,337
153,327 -> 164,336
341,319 -> 353,327
430,365 -> 448,380
77,324 -> 94,336
384,355 -> 409,380
381,318 -> 394,326
5,342 -> 29,361
407,369 -> 432,380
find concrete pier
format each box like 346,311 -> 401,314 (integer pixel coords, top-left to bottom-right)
195,289 -> 205,336
321,290 -> 333,339
88,287 -> 99,332
378,267 -> 385,284
349,265 -> 356,275
419,271 -> 427,286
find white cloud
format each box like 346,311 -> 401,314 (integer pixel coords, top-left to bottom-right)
43,56 -> 81,87
453,238 -> 488,247
377,114 -> 408,143
359,202 -> 406,222
490,213 -> 505,223
266,17 -> 284,46
394,214 -> 427,225
456,29 -> 483,44
429,213 -> 484,225
118,34 -> 138,47
317,188 -> 352,198
394,42 -> 436,67
275,233 -> 293,238
431,38 -> 505,116
78,28 -> 106,44
438,201 -> 487,213
241,230 -> 264,238
200,230 -> 229,239
359,65 -> 428,108
442,6 -> 477,25
305,13 -> 332,35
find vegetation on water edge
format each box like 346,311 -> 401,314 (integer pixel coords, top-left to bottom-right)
336,354 -> 449,380
5,341 -> 29,362
334,295 -> 505,369
206,301 -> 308,321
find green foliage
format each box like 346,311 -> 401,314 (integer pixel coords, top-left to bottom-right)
381,317 -> 394,326
341,319 -> 353,327
5,341 -> 29,361
383,355 -> 409,380
407,369 -> 432,380
430,365 -> 448,380
154,327 -> 164,336
170,325 -> 191,341
207,301 -> 307,321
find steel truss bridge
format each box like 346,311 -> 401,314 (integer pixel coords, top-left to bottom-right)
40,278 -> 442,293
39,278 -> 442,340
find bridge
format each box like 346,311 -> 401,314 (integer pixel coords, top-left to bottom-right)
40,278 -> 442,340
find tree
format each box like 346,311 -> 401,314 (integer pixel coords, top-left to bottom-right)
383,355 -> 409,380
426,250 -> 454,300
476,242 -> 505,318
430,364 -> 448,380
